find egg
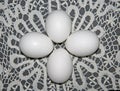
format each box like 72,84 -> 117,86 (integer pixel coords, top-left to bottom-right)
19,32 -> 53,58
46,10 -> 72,43
47,48 -> 73,83
65,30 -> 100,57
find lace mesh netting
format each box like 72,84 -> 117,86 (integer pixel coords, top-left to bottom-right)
0,0 -> 120,91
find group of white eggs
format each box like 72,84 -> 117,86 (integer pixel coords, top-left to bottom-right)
19,10 -> 100,83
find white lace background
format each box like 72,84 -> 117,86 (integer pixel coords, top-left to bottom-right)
0,0 -> 120,91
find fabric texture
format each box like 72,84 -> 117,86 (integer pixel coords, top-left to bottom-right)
0,0 -> 120,91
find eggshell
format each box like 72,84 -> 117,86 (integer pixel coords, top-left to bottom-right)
19,32 -> 53,58
47,48 -> 73,83
65,30 -> 100,57
46,10 -> 72,43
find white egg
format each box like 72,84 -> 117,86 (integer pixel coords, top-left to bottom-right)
46,10 -> 72,43
47,48 -> 73,83
19,32 -> 53,58
65,30 -> 100,57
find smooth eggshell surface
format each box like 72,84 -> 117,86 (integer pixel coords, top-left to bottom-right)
19,32 -> 53,58
65,30 -> 100,57
46,10 -> 72,43
47,48 -> 73,83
